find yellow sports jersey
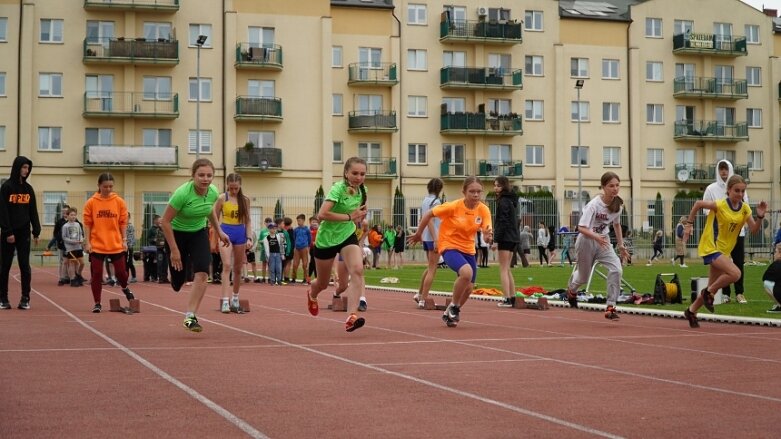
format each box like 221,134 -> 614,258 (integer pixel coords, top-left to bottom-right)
698,198 -> 751,257
221,198 -> 241,225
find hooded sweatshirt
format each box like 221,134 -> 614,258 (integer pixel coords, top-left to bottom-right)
83,192 -> 128,254
0,156 -> 41,238
703,159 -> 748,237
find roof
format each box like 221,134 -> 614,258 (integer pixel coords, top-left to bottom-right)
559,0 -> 645,22
331,0 -> 394,10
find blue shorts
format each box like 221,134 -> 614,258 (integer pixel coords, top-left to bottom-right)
703,252 -> 722,265
423,241 -> 435,251
220,223 -> 247,245
441,249 -> 477,283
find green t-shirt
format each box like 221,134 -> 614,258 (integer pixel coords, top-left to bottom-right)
315,180 -> 363,248
168,181 -> 219,232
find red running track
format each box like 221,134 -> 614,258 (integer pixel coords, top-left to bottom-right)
1,266 -> 780,438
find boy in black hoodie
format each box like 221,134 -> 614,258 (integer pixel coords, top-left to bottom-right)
0,156 -> 42,309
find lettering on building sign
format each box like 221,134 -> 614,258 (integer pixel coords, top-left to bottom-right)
689,33 -> 713,49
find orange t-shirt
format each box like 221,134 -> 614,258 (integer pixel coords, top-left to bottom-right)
431,198 -> 492,255
83,192 -> 128,254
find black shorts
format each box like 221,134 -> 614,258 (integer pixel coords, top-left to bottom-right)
496,241 -> 517,252
66,249 -> 84,259
169,228 -> 211,274
245,249 -> 256,263
312,234 -> 359,260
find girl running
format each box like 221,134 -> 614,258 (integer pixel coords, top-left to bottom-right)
493,176 -> 520,308
213,173 -> 253,313
413,178 -> 443,309
408,176 -> 493,327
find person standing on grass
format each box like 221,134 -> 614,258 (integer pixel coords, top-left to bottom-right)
213,173 -> 253,314
559,226 -> 573,266
681,174 -> 767,328
368,224 -> 383,269
413,178 -> 444,308
160,159 -> 229,332
306,157 -> 369,332
493,176 -> 520,308
408,176 -> 493,328
0,156 -> 41,310
762,243 -> 781,314
82,173 -> 135,313
536,221 -> 549,266
565,172 -> 629,320
673,216 -> 687,267
392,224 -> 406,269
647,229 -> 664,265
517,224 -> 532,268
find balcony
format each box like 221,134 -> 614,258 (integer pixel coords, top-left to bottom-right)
83,38 -> 178,66
440,18 -> 522,45
477,160 -> 523,179
234,97 -> 283,122
440,160 -> 474,180
83,145 -> 178,170
235,43 -> 283,70
673,77 -> 747,100
364,158 -> 397,179
235,148 -> 283,173
348,111 -> 398,133
675,163 -> 749,184
83,92 -> 179,119
83,0 -> 179,12
673,120 -> 748,142
440,112 -> 522,136
672,32 -> 747,57
440,66 -> 522,90
347,63 -> 398,87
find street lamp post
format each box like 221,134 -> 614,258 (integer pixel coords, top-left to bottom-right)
575,79 -> 584,211
195,35 -> 207,160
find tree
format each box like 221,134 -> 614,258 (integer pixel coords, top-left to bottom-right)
651,192 -> 664,234
274,198 -> 284,219
313,185 -> 324,216
142,203 -> 154,246
392,186 -> 405,228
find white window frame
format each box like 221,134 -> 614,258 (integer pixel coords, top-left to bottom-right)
526,145 -> 544,166
332,94 -> 343,116
571,146 -> 589,166
0,72 -> 5,96
716,149 -> 736,164
407,49 -> 427,71
40,19 -> 63,43
407,143 -> 427,165
646,61 -> 663,81
407,95 -> 427,117
247,79 -> 274,98
525,100 -> 543,121
747,108 -> 762,128
409,207 -> 421,229
43,192 -> 67,226
407,4 -> 427,25
188,24 -> 212,48
748,150 -> 763,170
603,146 -> 620,167
443,50 -> 466,68
602,102 -> 620,123
0,17 -> 7,42
38,127 -> 62,151
525,55 -> 543,76
188,77 -> 212,102
143,22 -> 172,40
142,192 -> 171,230
85,127 -> 114,146
332,46 -> 343,68
570,58 -> 589,78
745,24 -> 760,44
602,59 -> 619,79
674,20 -> 693,36
746,66 -> 761,86
142,128 -> 171,147
143,76 -> 172,101
571,101 -> 589,122
188,130 -> 212,154
247,131 -> 274,149
358,142 -> 382,163
39,73 -> 63,97
0,125 -> 5,150
524,10 -> 543,31
646,104 -> 664,124
647,148 -> 663,169
645,18 -> 662,38
333,141 -> 343,163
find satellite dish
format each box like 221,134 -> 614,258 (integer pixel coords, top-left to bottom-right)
677,168 -> 690,183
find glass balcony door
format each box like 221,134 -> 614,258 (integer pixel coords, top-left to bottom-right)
443,144 -> 465,176
86,75 -> 114,111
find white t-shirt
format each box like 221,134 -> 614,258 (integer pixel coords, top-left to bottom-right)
420,194 -> 441,242
578,196 -> 622,237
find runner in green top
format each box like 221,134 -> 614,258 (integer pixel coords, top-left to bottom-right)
306,157 -> 369,332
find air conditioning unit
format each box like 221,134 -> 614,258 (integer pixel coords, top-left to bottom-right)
477,6 -> 488,17
564,190 -> 577,199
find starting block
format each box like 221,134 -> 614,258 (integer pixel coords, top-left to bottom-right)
328,295 -> 348,312
216,299 -> 251,313
423,298 -> 451,311
109,298 -> 139,314
512,296 -> 549,310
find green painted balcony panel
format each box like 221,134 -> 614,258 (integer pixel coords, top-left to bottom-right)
235,148 -> 283,172
441,112 -> 522,136
440,159 -> 476,180
675,163 -> 749,184
363,157 -> 397,179
234,96 -> 283,121
83,92 -> 179,119
347,63 -> 398,86
440,18 -> 522,45
477,160 -> 523,179
83,144 -> 178,170
235,43 -> 283,70
348,111 -> 398,133
83,0 -> 179,12
440,66 -> 522,90
673,76 -> 747,100
672,32 -> 747,56
673,120 -> 748,142
83,38 -> 178,65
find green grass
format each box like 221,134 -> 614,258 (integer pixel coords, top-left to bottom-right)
364,262 -> 781,320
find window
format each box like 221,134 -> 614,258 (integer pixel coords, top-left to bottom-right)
43,192 -> 67,225
247,131 -> 274,149
443,51 -> 465,68
142,192 -> 171,232
525,100 -> 543,121
645,18 -> 662,37
525,55 -> 543,76
646,104 -> 663,124
746,67 -> 761,86
359,47 -> 382,69
38,127 -> 61,151
748,150 -> 763,170
745,24 -> 759,44
570,58 -> 588,77
86,20 -> 114,44
358,94 -> 383,114
676,149 -> 696,169
524,11 -> 543,31
358,142 -> 381,163
442,97 -> 465,113
248,79 -> 275,98
488,53 -> 511,72
747,108 -> 762,128
0,72 -> 5,96
487,98 -> 511,117
333,141 -> 343,162
488,8 -> 510,22
408,143 -> 427,164
40,19 -> 63,43
674,19 -> 693,36
716,150 -> 736,164
526,145 -> 544,166
647,148 -> 663,168
332,94 -> 343,115
602,102 -> 620,123
407,49 -> 427,70
332,46 -> 342,67
571,101 -> 589,122
188,130 -> 212,154
602,59 -> 619,79
407,4 -> 427,25
408,96 -> 427,117
646,62 -> 663,81
39,73 -> 62,97
571,146 -> 589,166
144,22 -> 172,40
0,125 -> 5,150
409,207 -> 421,229
143,76 -> 172,100
0,17 -> 7,41
248,26 -> 275,48
188,24 -> 212,47
488,144 -> 511,172
85,128 -> 114,146
603,147 -> 620,167
142,128 -> 172,146
188,78 -> 212,101
442,144 -> 465,176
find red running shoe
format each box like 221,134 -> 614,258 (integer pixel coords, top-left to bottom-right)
604,305 -> 619,320
306,289 -> 319,316
700,288 -> 715,313
345,313 -> 365,332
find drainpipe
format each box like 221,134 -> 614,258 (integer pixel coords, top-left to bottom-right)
391,6 -> 402,192
16,0 -> 23,156
626,21 -> 634,204
222,0 -> 227,175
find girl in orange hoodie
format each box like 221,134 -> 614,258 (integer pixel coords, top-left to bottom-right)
83,173 -> 134,313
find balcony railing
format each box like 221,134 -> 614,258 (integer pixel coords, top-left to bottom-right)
83,37 -> 178,65
440,160 -> 475,180
235,148 -> 283,172
347,63 -> 398,86
363,157 -> 397,179
440,112 -> 523,136
83,0 -> 179,12
440,18 -> 522,45
675,163 -> 749,184
672,32 -> 747,56
348,111 -> 398,133
83,92 -> 179,119
235,43 -> 283,70
234,96 -> 283,121
673,120 -> 748,142
440,66 -> 522,90
673,76 -> 747,100
477,160 -> 523,179
83,145 -> 178,170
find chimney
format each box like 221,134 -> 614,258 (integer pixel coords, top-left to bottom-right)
763,8 -> 778,17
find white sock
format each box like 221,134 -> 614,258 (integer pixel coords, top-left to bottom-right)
185,311 -> 195,318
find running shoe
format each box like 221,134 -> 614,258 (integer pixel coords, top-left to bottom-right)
604,305 -> 619,320
345,313 -> 365,332
567,287 -> 578,308
700,288 -> 715,313
767,304 -> 781,313
122,287 -> 135,301
446,304 -> 460,322
683,308 -> 699,328
413,293 -> 421,303
221,299 -> 230,313
497,297 -> 515,308
231,297 -> 240,310
358,298 -> 368,312
92,303 -> 102,313
736,294 -> 748,304
306,289 -> 319,316
441,313 -> 457,327
183,316 -> 202,332
17,299 -> 30,310
417,299 -> 426,309
0,302 -> 11,310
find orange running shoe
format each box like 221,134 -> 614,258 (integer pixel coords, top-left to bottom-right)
345,313 -> 365,332
306,289 -> 319,316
